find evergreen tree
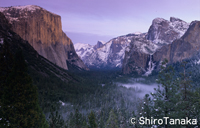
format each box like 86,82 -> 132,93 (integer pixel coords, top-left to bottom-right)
176,61 -> 196,128
141,94 -> 152,118
99,117 -> 105,128
88,111 -> 97,128
0,43 -> 48,128
68,109 -> 86,128
140,60 -> 199,127
147,59 -> 180,127
193,88 -> 200,126
0,40 -> 13,102
48,105 -> 66,128
105,109 -> 118,128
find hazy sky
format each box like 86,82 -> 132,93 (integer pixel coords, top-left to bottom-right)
1,0 -> 200,44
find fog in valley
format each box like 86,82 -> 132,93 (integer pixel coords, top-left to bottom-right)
117,82 -> 158,98
115,77 -> 158,98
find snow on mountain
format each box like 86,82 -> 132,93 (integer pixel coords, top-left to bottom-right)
133,32 -> 142,35
0,5 -> 41,12
74,43 -> 93,51
147,17 -> 189,45
169,17 -> 189,37
98,40 -> 106,44
74,43 -> 94,59
97,41 -> 112,63
74,34 -> 135,68
0,5 -> 58,23
131,33 -> 159,55
0,5 -> 57,15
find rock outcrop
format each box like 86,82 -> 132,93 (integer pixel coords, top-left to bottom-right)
0,5 -> 88,70
122,34 -> 156,75
93,41 -> 105,50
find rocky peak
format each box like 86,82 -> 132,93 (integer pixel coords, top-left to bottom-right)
147,17 -> 189,45
94,41 -> 105,50
152,18 -> 169,25
0,5 -> 88,70
170,17 -> 183,22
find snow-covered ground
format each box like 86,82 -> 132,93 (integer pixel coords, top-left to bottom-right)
0,38 -> 4,44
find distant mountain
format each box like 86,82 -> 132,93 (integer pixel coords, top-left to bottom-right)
75,17 -> 190,72
74,35 -> 134,69
0,5 -> 88,70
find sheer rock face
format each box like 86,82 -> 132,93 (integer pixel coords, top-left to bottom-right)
0,5 -> 88,70
122,35 -> 154,75
0,12 -> 74,82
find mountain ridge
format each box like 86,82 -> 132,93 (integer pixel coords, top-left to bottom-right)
75,17 -> 190,72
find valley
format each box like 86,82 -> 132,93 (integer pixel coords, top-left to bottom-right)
0,4 -> 200,128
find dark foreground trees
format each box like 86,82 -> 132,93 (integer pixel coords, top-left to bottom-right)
0,41 -> 48,128
138,59 -> 200,128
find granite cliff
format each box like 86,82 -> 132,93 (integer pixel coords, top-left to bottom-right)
0,12 -> 75,82
0,5 -> 88,70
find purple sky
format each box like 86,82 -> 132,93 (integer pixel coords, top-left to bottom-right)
1,0 -> 200,45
